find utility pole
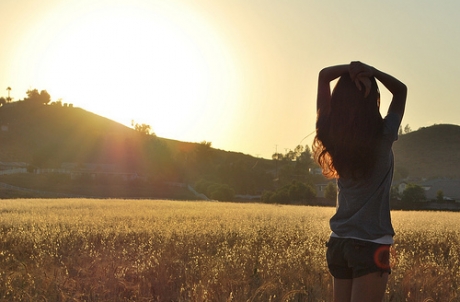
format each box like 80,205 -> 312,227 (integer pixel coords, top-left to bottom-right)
275,145 -> 278,182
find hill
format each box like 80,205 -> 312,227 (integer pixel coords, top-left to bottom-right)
393,124 -> 460,179
0,102 -> 136,164
0,102 -> 232,167
0,102 -> 277,198
0,102 -> 261,165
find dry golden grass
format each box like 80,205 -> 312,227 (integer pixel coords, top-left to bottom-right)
0,199 -> 459,301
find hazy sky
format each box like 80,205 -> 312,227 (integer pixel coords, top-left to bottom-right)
1,0 -> 460,159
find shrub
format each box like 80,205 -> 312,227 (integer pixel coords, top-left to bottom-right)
209,184 -> 235,201
270,188 -> 290,204
324,182 -> 337,200
261,191 -> 274,203
194,179 -> 213,195
262,181 -> 316,205
436,190 -> 444,202
288,181 -> 316,203
194,180 -> 235,201
402,183 -> 426,203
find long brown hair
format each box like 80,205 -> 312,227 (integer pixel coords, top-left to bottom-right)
313,73 -> 383,179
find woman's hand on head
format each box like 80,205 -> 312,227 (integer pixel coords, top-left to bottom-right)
349,61 -> 373,97
349,61 -> 373,79
355,76 -> 371,97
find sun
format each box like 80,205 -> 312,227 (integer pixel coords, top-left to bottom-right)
15,1 -> 240,143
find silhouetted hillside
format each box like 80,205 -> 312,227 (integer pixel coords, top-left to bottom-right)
0,102 -> 256,165
0,102 -> 277,196
0,102 -> 147,169
393,124 -> 460,178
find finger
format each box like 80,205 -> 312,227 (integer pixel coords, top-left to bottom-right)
349,67 -> 356,80
350,70 -> 362,81
350,64 -> 370,80
354,79 -> 362,91
365,85 -> 371,97
359,77 -> 371,97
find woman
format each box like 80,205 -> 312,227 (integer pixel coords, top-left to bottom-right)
313,62 -> 407,302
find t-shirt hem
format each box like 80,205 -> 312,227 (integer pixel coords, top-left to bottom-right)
330,232 -> 394,245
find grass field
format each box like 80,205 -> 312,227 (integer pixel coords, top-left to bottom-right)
0,199 -> 459,301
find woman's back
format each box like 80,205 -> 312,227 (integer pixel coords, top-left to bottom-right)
331,113 -> 401,241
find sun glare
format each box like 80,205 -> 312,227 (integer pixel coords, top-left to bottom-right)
13,1 -> 240,143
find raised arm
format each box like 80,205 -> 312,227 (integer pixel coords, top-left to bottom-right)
317,65 -> 349,114
349,61 -> 407,119
372,67 -> 407,119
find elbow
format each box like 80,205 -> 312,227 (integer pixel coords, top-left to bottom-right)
401,83 -> 408,94
318,67 -> 336,85
400,84 -> 408,99
395,83 -> 408,98
318,68 -> 328,82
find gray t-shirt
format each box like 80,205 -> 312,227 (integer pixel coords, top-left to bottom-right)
330,112 -> 401,241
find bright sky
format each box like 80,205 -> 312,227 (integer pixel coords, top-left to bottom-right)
1,0 -> 460,159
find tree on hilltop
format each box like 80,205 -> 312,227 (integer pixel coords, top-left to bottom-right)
24,89 -> 51,105
398,124 -> 412,135
131,120 -> 155,136
404,124 -> 412,134
272,152 -> 284,161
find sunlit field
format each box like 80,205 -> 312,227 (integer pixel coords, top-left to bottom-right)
0,199 -> 459,301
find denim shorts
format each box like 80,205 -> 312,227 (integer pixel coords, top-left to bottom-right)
326,237 -> 391,279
